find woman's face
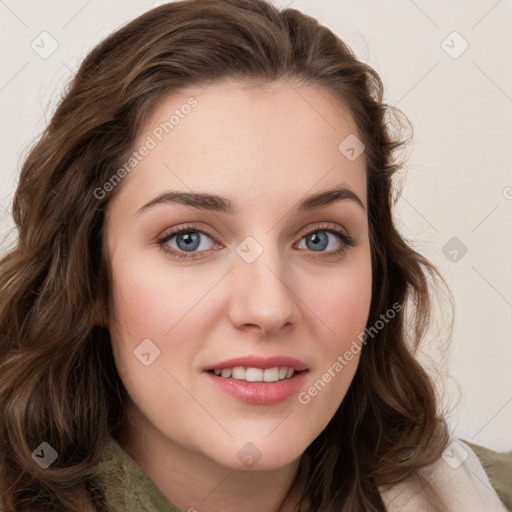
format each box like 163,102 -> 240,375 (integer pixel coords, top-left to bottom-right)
104,79 -> 372,471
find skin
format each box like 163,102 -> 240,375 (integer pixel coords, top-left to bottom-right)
103,78 -> 372,512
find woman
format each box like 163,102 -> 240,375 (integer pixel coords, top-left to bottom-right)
0,0 -> 508,510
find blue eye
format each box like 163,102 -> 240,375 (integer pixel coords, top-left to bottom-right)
171,231 -> 207,252
299,230 -> 343,252
156,223 -> 355,261
157,227 -> 217,260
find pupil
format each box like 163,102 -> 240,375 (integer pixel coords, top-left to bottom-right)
178,232 -> 200,251
308,232 -> 327,251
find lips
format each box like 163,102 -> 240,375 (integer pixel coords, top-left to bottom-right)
203,355 -> 309,405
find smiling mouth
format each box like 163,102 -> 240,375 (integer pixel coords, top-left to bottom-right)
203,358 -> 309,404
206,366 -> 303,382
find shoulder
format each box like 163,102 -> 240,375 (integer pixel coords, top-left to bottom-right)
379,439 -> 508,511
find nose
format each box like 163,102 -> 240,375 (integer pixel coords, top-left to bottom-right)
227,240 -> 300,337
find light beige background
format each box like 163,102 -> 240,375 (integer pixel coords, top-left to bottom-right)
1,0 -> 511,451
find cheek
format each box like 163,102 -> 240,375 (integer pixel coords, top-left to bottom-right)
107,254 -> 192,376
295,251 -> 372,414
303,249 -> 372,345
308,271 -> 371,333
108,252 -> 217,342
107,251 -> 231,393
107,256 -> 213,445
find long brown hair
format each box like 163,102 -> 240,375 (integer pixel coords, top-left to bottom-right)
0,0 -> 450,510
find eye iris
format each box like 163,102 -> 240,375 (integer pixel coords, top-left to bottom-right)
176,231 -> 200,251
307,231 -> 328,251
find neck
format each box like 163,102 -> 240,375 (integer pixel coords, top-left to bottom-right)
114,406 -> 305,512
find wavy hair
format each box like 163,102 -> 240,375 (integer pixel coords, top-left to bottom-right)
0,0 -> 450,510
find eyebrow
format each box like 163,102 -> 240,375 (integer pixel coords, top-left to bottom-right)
136,184 -> 365,216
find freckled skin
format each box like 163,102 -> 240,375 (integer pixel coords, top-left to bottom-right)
104,78 -> 372,512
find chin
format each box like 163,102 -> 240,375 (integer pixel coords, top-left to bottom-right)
197,434 -> 308,472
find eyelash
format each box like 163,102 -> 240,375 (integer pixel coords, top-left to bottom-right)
155,223 -> 355,261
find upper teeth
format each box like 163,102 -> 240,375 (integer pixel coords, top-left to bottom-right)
213,367 -> 295,382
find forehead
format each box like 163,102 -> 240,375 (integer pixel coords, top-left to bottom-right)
110,78 -> 367,215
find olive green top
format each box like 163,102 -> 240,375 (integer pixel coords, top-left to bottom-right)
95,435 -> 511,511
463,440 -> 512,510
95,436 -> 179,512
